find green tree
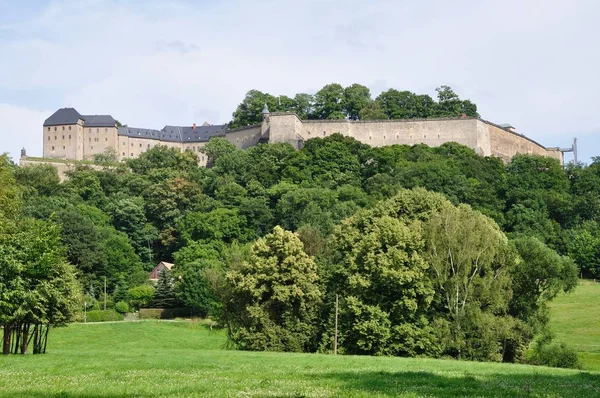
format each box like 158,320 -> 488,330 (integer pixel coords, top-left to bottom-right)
343,83 -> 372,120
358,101 -> 387,120
224,226 -> 321,352
424,204 -> 515,360
293,93 -> 314,119
313,83 -> 345,119
0,218 -> 81,355
151,269 -> 178,308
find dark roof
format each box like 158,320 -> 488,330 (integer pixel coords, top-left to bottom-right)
82,114 -> 117,127
118,124 -> 227,143
43,108 -> 83,126
44,108 -> 116,127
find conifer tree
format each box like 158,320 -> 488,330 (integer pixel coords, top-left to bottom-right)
151,269 -> 177,308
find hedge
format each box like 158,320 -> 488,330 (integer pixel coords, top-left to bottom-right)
85,310 -> 124,322
139,308 -> 199,320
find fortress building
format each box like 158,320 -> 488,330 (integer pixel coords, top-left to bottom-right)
36,106 -> 566,170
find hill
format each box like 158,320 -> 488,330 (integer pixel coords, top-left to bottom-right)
549,280 -> 600,371
0,321 -> 598,397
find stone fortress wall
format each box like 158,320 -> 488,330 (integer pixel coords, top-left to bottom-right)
261,112 -> 564,164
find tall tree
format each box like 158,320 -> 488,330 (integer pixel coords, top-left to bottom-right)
223,226 -> 321,352
343,83 -> 372,120
313,83 -> 345,119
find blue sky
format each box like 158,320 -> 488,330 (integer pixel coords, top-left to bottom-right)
0,0 -> 598,164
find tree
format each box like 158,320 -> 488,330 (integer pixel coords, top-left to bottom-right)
358,101 -> 387,120
343,83 -> 372,120
202,137 -> 237,167
424,204 -> 516,360
151,269 -> 178,308
326,210 -> 436,356
223,226 -> 321,352
230,90 -> 277,128
510,236 -> 578,325
293,93 -> 314,119
0,218 -> 81,355
313,83 -> 345,119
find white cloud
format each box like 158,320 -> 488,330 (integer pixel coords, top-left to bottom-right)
0,0 -> 598,162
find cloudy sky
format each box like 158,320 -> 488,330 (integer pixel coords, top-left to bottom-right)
1,0 -> 598,163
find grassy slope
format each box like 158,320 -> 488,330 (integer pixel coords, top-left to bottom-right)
549,279 -> 600,371
0,321 -> 599,397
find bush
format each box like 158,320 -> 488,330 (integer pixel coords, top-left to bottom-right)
114,301 -> 129,314
127,285 -> 155,310
526,332 -> 581,369
139,307 -> 198,320
85,310 -> 124,322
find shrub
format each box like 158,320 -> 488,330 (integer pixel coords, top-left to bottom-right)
526,332 -> 581,369
138,307 -> 198,320
127,285 -> 155,310
114,301 -> 129,314
85,310 -> 124,322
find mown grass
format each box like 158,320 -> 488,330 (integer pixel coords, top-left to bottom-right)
0,320 -> 598,397
549,279 -> 600,371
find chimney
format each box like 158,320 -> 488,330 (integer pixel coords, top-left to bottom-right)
192,123 -> 196,131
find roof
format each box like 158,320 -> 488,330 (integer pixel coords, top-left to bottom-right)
158,261 -> 174,270
82,114 -> 117,127
44,108 -> 116,127
118,124 -> 227,143
43,108 -> 83,126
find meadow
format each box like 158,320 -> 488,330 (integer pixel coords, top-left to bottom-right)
549,279 -> 600,372
0,318 -> 599,397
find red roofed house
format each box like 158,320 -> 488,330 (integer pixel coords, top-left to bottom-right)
149,261 -> 174,282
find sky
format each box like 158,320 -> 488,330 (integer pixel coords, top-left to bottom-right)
0,0 -> 598,164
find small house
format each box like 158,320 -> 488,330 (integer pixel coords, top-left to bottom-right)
149,261 -> 174,282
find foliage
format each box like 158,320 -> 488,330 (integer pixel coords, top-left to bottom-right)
127,285 -> 155,310
224,226 -> 321,352
114,301 -> 129,314
85,310 -> 124,322
151,269 -> 179,309
526,331 -> 581,369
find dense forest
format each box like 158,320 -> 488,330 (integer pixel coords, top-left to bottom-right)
2,127 -> 598,364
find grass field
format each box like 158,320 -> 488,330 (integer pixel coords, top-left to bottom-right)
0,321 -> 599,397
549,279 -> 600,372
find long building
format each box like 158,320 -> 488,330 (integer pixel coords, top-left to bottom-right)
38,106 -> 565,169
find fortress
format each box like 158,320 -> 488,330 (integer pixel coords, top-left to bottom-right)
32,106 -> 566,171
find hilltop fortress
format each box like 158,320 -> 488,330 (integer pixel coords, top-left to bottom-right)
33,106 -> 565,170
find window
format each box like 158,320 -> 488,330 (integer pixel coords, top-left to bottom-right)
69,135 -> 71,139
62,135 -> 64,139
105,138 -> 108,142
54,136 -> 57,140
62,126 -> 65,131
105,128 -> 107,133
69,126 -> 71,130
91,146 -> 94,149
130,153 -> 133,156
89,138 -> 91,142
131,143 -> 133,147
122,142 -> 125,146
47,136 -> 51,141
51,146 -> 54,150
122,152 -> 125,156
62,146 -> 65,150
47,127 -> 50,131
54,127 -> 57,131
139,143 -> 142,147
147,144 -> 150,148
96,128 -> 99,133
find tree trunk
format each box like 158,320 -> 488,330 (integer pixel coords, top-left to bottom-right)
2,325 -> 11,355
42,325 -> 50,354
21,323 -> 29,355
32,324 -> 39,354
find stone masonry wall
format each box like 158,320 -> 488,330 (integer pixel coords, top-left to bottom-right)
267,113 -> 562,164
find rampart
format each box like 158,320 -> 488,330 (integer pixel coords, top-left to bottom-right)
263,112 -> 563,164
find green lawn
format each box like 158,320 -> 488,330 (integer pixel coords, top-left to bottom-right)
0,321 -> 599,397
549,279 -> 600,372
